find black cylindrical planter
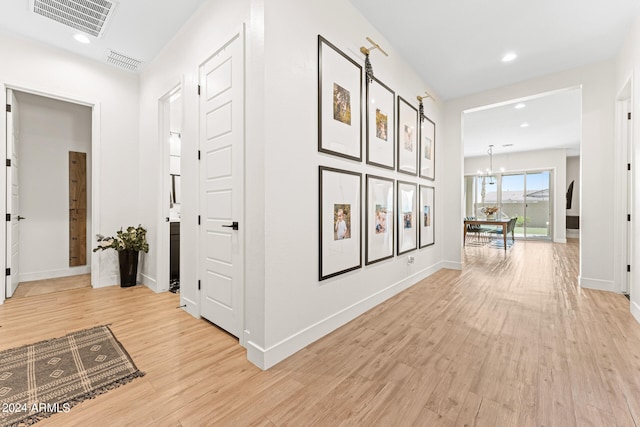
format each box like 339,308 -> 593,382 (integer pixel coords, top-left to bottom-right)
118,250 -> 139,287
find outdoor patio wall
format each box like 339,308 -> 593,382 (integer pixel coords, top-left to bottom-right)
464,148 -> 567,243
0,32 -> 140,302
445,60 -> 617,293
253,0 -> 447,368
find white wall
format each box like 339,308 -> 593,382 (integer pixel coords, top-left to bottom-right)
444,60 -> 617,292
16,92 -> 92,281
139,0 -> 448,369
464,148 -> 567,242
617,13 -> 640,321
254,0 -> 445,368
0,31 -> 140,301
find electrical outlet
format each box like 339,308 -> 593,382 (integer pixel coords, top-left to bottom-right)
407,256 -> 415,264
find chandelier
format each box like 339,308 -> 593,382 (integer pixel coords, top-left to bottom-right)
478,144 -> 496,185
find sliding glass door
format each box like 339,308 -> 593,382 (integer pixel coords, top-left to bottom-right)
465,170 -> 552,240
501,174 -> 525,237
501,171 -> 551,239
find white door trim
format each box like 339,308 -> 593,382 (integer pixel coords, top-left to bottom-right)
615,78 -> 633,294
0,82 -> 101,304
157,84 -> 182,294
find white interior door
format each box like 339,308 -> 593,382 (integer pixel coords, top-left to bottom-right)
5,89 -> 19,297
199,32 -> 244,338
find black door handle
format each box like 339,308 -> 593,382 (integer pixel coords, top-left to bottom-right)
222,221 -> 239,230
17,216 -> 25,221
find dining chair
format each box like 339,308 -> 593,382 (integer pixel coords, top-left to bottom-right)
488,217 -> 517,245
465,217 -> 492,243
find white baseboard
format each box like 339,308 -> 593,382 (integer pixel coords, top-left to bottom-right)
247,261 -> 446,370
181,295 -> 199,318
566,230 -> 579,239
631,300 -> 640,325
441,261 -> 462,270
579,276 -> 616,292
140,273 -> 158,292
554,238 -> 567,243
19,266 -> 91,283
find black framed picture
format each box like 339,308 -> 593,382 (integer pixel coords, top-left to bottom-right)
366,77 -> 395,169
319,166 -> 362,280
397,96 -> 418,175
397,180 -> 417,255
365,174 -> 395,265
419,185 -> 435,248
420,116 -> 435,180
318,35 -> 363,161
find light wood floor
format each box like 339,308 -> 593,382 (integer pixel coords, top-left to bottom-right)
1,239 -> 640,426
12,274 -> 91,298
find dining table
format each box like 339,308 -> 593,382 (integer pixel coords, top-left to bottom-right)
463,218 -> 511,251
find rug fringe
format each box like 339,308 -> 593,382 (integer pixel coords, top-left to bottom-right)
64,370 -> 146,406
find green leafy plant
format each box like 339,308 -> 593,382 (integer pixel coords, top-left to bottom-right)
93,225 -> 149,253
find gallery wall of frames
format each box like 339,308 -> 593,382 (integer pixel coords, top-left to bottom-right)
318,35 -> 436,281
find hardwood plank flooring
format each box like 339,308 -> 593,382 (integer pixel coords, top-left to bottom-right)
1,239 -> 640,425
12,273 -> 91,298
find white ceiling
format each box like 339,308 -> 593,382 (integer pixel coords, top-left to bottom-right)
347,0 -> 638,158
0,0 -> 209,71
463,88 -> 582,158
348,0 -> 640,101
0,0 -> 636,158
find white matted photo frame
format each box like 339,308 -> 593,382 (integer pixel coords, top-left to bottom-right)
319,166 -> 362,280
397,180 -> 417,255
420,116 -> 436,180
419,185 -> 435,248
318,35 -> 363,161
397,96 -> 418,175
365,174 -> 395,265
366,77 -> 395,169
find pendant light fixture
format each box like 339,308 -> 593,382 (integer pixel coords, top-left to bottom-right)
477,144 -> 496,185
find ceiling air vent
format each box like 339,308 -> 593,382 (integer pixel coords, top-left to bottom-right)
31,0 -> 117,38
106,49 -> 142,72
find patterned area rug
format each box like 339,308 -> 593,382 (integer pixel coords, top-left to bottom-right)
488,239 -> 515,249
0,325 -> 144,426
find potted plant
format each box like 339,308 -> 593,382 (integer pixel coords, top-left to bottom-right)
93,225 -> 150,287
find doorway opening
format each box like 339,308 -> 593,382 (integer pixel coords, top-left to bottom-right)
158,85 -> 182,294
5,89 -> 94,299
462,86 -> 581,246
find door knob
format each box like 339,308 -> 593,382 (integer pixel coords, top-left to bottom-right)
222,221 -> 239,230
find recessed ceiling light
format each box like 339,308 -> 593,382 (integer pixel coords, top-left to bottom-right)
514,103 -> 526,109
74,33 -> 90,44
502,52 -> 517,63
520,122 -> 529,128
